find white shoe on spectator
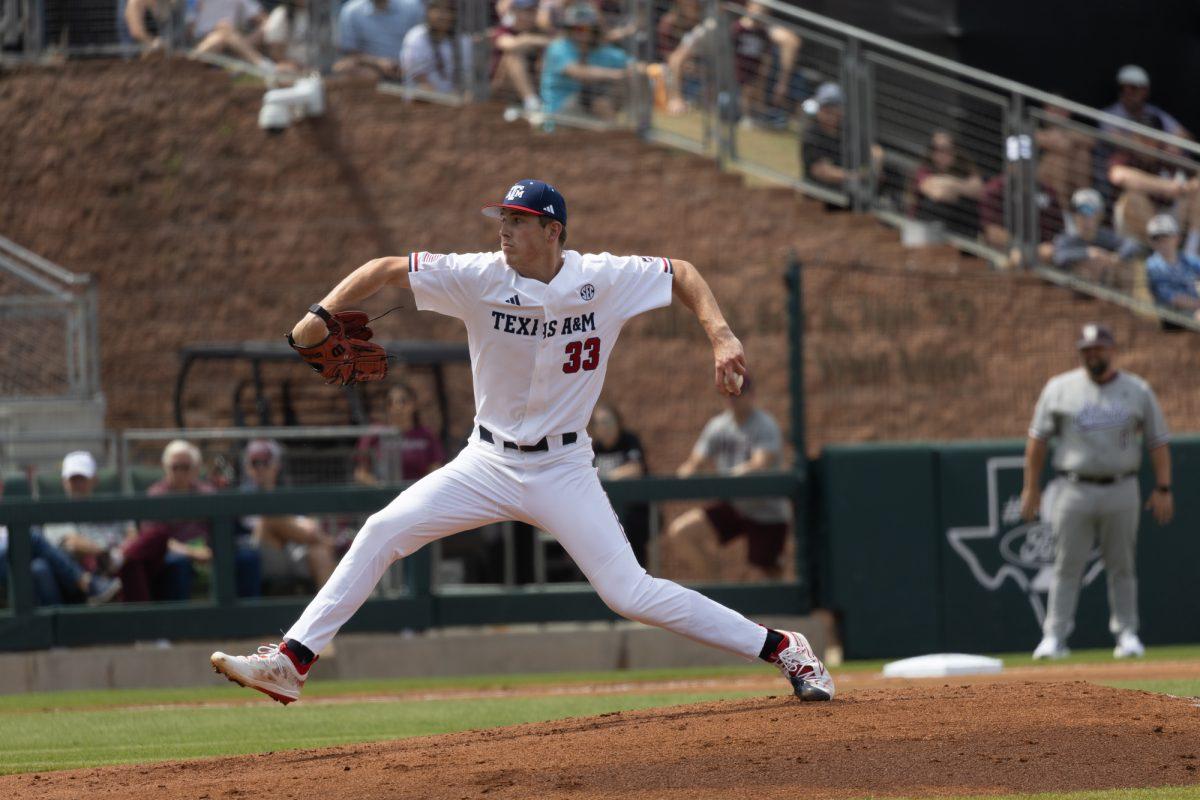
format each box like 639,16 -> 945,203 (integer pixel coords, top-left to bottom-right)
523,94 -> 542,114
1113,631 -> 1145,659
1032,636 -> 1070,660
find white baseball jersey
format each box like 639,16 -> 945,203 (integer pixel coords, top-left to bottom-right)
408,249 -> 674,444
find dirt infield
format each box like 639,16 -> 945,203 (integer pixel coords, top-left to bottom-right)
7,678 -> 1200,800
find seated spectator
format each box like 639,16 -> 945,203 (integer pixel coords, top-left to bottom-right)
240,440 -> 336,592
119,440 -> 260,602
120,0 -> 174,53
40,451 -> 134,578
1145,214 -> 1200,321
539,3 -> 633,119
0,468 -> 121,606
665,378 -> 791,581
664,1 -> 800,125
589,402 -> 651,567
1108,124 -> 1200,251
1035,102 -> 1094,210
261,0 -> 310,72
491,0 -> 550,113
911,129 -> 984,239
354,383 -> 445,484
800,82 -> 883,201
334,0 -> 425,80
188,0 -> 275,70
979,134 -> 1064,267
655,0 -> 702,62
1051,188 -> 1143,288
401,0 -> 474,95
1101,65 -> 1192,140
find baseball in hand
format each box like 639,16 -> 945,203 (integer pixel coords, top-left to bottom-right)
725,371 -> 744,394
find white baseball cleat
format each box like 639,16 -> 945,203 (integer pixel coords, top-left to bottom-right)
1032,636 -> 1070,660
211,643 -> 312,705
1113,631 -> 1146,659
773,631 -> 835,701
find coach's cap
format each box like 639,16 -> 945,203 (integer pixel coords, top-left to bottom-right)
482,179 -> 568,226
1117,64 -> 1150,87
1077,323 -> 1116,349
1070,187 -> 1104,217
1147,213 -> 1180,238
802,82 -> 843,115
61,450 -> 97,480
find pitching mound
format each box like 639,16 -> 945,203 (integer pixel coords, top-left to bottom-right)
7,682 -> 1200,799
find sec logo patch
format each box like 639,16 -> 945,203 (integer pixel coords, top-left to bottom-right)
580,284 -> 595,301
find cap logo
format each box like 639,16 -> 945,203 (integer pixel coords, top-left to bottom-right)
543,205 -> 555,213
1083,324 -> 1097,341
505,184 -> 526,201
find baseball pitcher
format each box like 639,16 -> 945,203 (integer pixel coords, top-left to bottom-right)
211,179 -> 834,703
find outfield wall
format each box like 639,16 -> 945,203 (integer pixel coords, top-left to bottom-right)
818,436 -> 1200,659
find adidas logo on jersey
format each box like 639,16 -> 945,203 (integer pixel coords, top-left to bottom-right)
505,294 -> 521,306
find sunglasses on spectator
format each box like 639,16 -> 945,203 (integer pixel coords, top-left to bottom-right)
249,458 -> 275,468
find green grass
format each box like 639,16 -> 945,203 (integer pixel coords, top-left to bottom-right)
1,645 -> 1197,780
0,690 -> 762,775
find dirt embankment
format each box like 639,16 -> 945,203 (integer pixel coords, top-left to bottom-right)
3,60 -> 1200,467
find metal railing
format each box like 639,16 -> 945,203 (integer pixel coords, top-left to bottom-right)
0,236 -> 101,400
0,473 -> 808,651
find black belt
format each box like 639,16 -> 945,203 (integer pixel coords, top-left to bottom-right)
1058,471 -> 1135,485
479,425 -> 577,452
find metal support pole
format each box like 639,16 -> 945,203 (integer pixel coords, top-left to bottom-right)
8,523 -> 37,617
785,255 -> 806,461
210,517 -> 238,606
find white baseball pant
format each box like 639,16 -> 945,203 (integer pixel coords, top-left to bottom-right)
286,438 -> 770,659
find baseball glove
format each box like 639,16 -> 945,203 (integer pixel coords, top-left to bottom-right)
287,304 -> 388,386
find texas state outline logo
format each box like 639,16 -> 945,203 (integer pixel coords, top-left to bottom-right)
946,456 -> 1103,627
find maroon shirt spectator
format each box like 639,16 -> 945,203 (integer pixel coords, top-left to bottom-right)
979,175 -> 1064,244
730,14 -> 770,87
354,384 -> 446,484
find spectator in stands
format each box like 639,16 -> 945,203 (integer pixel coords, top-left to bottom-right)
911,129 -> 984,239
491,0 -> 549,114
663,1 -> 800,125
1051,188 -> 1143,288
261,0 -> 310,72
1107,123 -> 1200,252
187,0 -> 275,70
40,451 -> 133,578
354,383 -> 445,484
1035,102 -> 1094,210
0,467 -> 121,607
655,0 -> 702,61
401,0 -> 473,95
979,134 -> 1064,267
539,3 -> 634,119
1145,214 -> 1200,320
334,0 -> 426,80
119,440 -> 260,602
666,377 -> 791,581
1102,65 -> 1192,140
120,0 -> 174,53
240,439 -> 336,592
800,82 -> 883,200
589,402 -> 651,567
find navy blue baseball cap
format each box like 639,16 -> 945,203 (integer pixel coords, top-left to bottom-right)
481,179 -> 568,227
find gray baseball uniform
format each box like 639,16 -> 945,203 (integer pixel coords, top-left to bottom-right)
1029,367 -> 1170,640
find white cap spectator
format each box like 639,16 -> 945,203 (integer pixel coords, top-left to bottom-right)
1147,214 -> 1180,238
1070,188 -> 1104,217
61,451 -> 97,480
1116,65 -> 1150,88
802,82 -> 843,115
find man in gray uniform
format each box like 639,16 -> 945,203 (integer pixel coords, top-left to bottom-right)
1020,323 -> 1174,660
